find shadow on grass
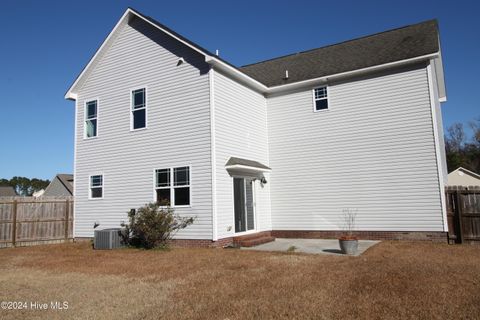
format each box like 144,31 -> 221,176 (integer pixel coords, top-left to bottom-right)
322,249 -> 343,254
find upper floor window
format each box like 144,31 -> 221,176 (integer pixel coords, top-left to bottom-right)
85,100 -> 98,138
131,88 -> 146,130
314,87 -> 328,111
89,174 -> 103,199
155,166 -> 190,206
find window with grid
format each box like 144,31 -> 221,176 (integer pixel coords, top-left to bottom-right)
155,167 -> 190,206
85,100 -> 98,138
314,87 -> 328,111
131,88 -> 146,130
90,175 -> 103,199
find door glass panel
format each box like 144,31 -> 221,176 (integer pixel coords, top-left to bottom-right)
234,178 -> 246,232
246,180 -> 254,230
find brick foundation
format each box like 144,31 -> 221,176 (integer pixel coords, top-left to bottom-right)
270,230 -> 448,242
76,229 -> 448,248
74,237 -> 234,248
168,237 -> 234,248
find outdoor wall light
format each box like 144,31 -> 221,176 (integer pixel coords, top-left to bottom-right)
261,177 -> 268,184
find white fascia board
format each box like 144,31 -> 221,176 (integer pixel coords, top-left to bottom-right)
205,56 -> 268,93
225,164 -> 272,172
433,55 -> 447,102
65,8 -> 213,101
65,9 -> 132,100
434,33 -> 447,102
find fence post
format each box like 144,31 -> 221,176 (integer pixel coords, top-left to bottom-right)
12,200 -> 17,247
455,190 -> 464,244
64,199 -> 70,241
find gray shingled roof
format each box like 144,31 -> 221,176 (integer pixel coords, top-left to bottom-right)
240,20 -> 439,87
57,174 -> 74,195
0,186 -> 16,197
226,157 -> 271,170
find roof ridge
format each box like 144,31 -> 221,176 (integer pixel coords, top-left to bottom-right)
240,19 -> 438,69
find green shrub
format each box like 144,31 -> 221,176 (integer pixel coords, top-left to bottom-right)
120,202 -> 194,249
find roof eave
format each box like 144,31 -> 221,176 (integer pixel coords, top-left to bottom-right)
433,35 -> 447,102
65,9 -> 443,100
266,52 -> 440,95
65,9 -> 134,101
225,164 -> 272,173
456,167 -> 480,180
205,56 -> 268,93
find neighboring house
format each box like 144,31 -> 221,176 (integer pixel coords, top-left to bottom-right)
0,186 -> 16,197
43,174 -> 74,197
65,8 -> 448,245
447,167 -> 480,187
32,189 -> 45,198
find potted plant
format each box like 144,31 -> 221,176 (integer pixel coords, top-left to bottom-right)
339,208 -> 358,255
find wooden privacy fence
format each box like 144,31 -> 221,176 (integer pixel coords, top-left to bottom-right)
0,196 -> 74,248
446,186 -> 480,244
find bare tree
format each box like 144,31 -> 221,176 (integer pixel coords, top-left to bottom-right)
446,123 -> 465,152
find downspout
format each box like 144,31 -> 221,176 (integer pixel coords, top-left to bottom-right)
209,67 -> 218,241
426,62 -> 448,232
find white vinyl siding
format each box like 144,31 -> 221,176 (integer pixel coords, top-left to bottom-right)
267,66 -> 444,231
74,17 -> 212,239
213,70 -> 272,239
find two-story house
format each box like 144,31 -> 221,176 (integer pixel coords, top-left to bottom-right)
65,8 -> 448,246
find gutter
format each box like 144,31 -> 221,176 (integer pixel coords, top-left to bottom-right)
205,52 -> 440,96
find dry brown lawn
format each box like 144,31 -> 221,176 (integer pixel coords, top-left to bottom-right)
0,241 -> 479,320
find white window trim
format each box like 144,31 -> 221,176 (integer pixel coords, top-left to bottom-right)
130,86 -> 148,131
88,173 -> 104,200
312,86 -> 329,113
84,98 -> 99,139
153,165 -> 192,208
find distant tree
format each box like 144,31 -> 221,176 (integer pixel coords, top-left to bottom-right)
445,117 -> 480,174
445,123 -> 465,152
469,117 -> 480,146
30,178 -> 50,194
0,177 -> 50,196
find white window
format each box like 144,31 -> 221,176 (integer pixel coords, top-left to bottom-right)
89,175 -> 103,199
155,166 -> 190,206
85,100 -> 98,138
131,88 -> 146,130
314,87 -> 328,111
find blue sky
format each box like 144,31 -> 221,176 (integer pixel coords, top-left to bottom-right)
0,0 -> 478,180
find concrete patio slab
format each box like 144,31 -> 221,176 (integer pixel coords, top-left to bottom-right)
241,238 -> 380,256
